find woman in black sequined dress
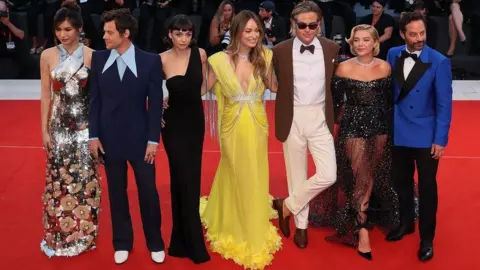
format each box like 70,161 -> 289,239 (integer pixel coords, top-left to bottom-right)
159,15 -> 210,264
309,24 -> 399,260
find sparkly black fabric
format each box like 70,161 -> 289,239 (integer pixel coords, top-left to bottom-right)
309,76 -> 400,247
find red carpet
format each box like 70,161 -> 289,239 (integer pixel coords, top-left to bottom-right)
0,100 -> 478,270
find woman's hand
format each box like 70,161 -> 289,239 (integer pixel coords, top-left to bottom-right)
163,99 -> 169,111
42,132 -> 52,151
161,98 -> 168,128
219,28 -> 227,37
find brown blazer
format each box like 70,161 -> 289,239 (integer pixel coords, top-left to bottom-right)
272,37 -> 339,143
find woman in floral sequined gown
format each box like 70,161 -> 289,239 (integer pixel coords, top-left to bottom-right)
200,11 -> 281,269
39,2 -> 100,257
309,25 -> 399,260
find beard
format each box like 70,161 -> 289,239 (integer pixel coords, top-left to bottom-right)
408,39 -> 425,51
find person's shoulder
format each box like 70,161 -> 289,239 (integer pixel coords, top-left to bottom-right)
272,38 -> 294,53
425,46 -> 448,64
388,45 -> 404,54
386,45 -> 404,58
382,12 -> 395,21
159,49 -> 170,62
198,47 -> 207,62
137,48 -> 161,65
139,49 -> 157,59
262,45 -> 273,57
375,58 -> 392,75
208,50 -> 226,63
158,53 -> 165,68
82,46 -> 94,65
90,49 -> 111,63
40,46 -> 57,59
319,36 -> 339,49
92,49 -> 110,56
359,14 -> 372,23
335,58 -> 355,76
82,45 -> 94,53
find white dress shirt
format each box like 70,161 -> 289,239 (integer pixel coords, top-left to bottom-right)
264,17 -> 272,29
292,37 -> 326,106
403,49 -> 422,79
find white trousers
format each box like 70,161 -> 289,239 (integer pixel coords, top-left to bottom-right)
283,103 -> 337,229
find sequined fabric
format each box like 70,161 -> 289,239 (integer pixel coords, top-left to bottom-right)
309,76 -> 399,247
41,44 -> 101,257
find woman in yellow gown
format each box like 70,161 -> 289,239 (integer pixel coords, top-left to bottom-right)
200,10 -> 281,269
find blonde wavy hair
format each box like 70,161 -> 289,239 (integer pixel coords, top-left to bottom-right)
226,10 -> 268,85
214,0 -> 235,27
289,1 -> 323,38
346,24 -> 380,56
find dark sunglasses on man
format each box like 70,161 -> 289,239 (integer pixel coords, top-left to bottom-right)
295,21 -> 319,30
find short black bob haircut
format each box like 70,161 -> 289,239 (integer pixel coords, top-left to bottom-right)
165,14 -> 196,48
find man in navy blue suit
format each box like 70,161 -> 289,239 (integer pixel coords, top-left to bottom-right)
385,12 -> 452,262
88,9 -> 165,264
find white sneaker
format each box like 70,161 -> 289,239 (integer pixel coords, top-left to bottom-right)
151,251 -> 165,263
114,251 -> 129,264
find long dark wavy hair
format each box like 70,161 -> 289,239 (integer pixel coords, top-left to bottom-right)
226,10 -> 268,86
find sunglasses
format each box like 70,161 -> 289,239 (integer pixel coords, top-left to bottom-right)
296,21 -> 319,30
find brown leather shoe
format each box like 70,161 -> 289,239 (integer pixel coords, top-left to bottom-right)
273,198 -> 290,237
294,228 -> 308,249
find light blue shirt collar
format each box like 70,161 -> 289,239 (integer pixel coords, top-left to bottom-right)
102,43 -> 137,80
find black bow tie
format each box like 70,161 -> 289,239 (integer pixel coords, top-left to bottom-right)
300,44 -> 315,54
402,50 -> 418,61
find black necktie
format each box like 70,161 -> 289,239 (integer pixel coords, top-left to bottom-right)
402,50 -> 418,61
300,44 -> 315,54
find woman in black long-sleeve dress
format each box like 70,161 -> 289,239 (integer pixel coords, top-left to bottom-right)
159,15 -> 210,264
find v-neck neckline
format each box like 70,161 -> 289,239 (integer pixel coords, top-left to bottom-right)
224,52 -> 253,95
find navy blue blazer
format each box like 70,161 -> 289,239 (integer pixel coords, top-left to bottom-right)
88,47 -> 163,160
387,45 -> 452,148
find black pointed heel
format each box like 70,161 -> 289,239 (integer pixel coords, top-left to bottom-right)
355,201 -> 372,261
358,250 -> 372,260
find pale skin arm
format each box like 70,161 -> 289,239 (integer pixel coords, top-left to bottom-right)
206,62 -> 218,92
267,62 -> 278,93
200,48 -> 209,95
83,46 -> 93,69
379,59 -> 392,77
0,18 -> 25,40
159,53 -> 168,127
379,27 -> 393,43
209,19 -> 223,46
40,49 -> 52,150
